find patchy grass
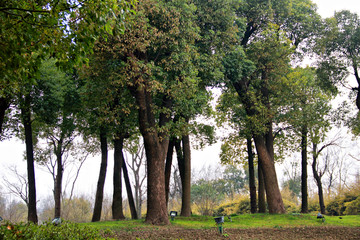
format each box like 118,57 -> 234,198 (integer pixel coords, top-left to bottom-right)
85,213 -> 360,231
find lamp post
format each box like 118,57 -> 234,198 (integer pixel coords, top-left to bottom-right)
170,211 -> 178,221
214,216 -> 224,234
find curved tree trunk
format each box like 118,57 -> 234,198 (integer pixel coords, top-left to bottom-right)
312,143 -> 326,214
247,138 -> 257,213
258,158 -> 266,213
122,152 -> 138,219
254,135 -> 285,214
112,135 -> 125,220
92,129 -> 108,222
301,127 -> 308,213
20,94 -> 38,223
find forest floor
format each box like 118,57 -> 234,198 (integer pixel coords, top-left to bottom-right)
106,226 -> 360,239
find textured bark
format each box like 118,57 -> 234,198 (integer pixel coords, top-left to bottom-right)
54,140 -> 63,219
254,135 -> 285,214
165,139 -> 175,205
133,85 -> 170,225
247,138 -> 257,214
258,159 -> 266,213
20,94 -> 38,223
92,129 -> 108,222
0,96 -> 10,134
180,135 -> 191,217
312,143 -> 326,214
301,127 -> 308,213
112,136 -> 125,220
122,152 -> 138,219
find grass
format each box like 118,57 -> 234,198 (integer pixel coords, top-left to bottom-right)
84,213 -> 360,232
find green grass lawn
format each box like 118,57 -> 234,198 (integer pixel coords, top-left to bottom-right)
84,213 -> 360,232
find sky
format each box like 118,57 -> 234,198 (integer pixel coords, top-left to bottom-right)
1,0 -> 360,204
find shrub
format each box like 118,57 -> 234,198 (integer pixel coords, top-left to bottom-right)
0,220 -> 112,240
344,197 -> 360,215
282,199 -> 300,213
326,193 -> 358,216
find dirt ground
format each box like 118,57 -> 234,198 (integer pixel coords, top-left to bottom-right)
108,226 -> 360,239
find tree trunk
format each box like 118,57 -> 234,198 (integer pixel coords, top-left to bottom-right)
92,129 -> 108,222
54,140 -> 63,219
0,96 -> 10,134
312,143 -> 326,214
301,126 -> 308,213
112,135 -> 125,220
258,158 -> 266,213
165,139 -> 175,205
247,138 -> 257,213
20,94 -> 38,223
122,152 -> 138,219
254,135 -> 286,214
133,85 -> 170,225
179,135 -> 191,217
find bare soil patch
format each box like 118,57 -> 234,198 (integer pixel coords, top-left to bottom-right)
109,226 -> 360,239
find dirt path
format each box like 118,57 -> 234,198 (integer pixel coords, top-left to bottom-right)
109,226 -> 360,239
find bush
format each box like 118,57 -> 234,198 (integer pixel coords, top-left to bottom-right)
282,199 -> 300,213
344,197 -> 360,215
326,194 -> 358,216
214,196 -> 250,216
0,220 -> 112,240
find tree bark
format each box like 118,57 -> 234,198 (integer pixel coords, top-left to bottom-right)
0,96 -> 10,134
312,143 -> 326,214
254,135 -> 286,214
133,85 -> 170,225
122,152 -> 138,219
300,126 -> 308,213
92,129 -> 108,222
165,138 -> 175,205
247,138 -> 257,213
179,135 -> 191,217
258,158 -> 266,213
54,139 -> 63,219
112,135 -> 125,220
20,94 -> 38,223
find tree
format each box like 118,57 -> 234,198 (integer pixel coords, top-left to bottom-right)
280,67 -> 333,213
222,0 -> 321,214
93,0 -> 200,225
0,0 -> 134,135
316,10 -> 360,111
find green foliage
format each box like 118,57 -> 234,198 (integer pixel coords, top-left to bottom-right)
326,194 -> 359,216
344,198 -> 360,215
0,221 -> 113,240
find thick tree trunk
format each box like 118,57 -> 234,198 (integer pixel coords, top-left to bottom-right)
133,85 -> 170,225
54,141 -> 63,219
179,135 -> 191,217
112,135 -> 125,220
312,143 -> 326,214
165,139 -> 175,205
247,138 -> 257,213
258,159 -> 266,213
301,127 -> 308,213
0,97 -> 10,134
254,135 -> 286,214
20,94 -> 38,223
92,129 -> 108,222
122,153 -> 138,219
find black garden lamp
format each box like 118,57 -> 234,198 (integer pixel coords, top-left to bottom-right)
317,213 -> 325,223
52,217 -> 61,226
0,216 -> 3,222
214,216 -> 224,234
170,211 -> 177,221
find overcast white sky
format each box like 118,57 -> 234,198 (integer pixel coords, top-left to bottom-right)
1,0 -> 360,203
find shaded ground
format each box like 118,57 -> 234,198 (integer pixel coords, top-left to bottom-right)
107,226 -> 360,239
